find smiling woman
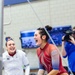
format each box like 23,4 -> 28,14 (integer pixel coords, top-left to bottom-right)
2,37 -> 30,75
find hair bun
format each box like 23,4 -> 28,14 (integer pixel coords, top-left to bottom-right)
45,25 -> 52,31
5,36 -> 13,41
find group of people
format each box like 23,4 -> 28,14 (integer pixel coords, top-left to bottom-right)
2,25 -> 75,75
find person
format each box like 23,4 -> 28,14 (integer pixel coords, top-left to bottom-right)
34,25 -> 68,75
2,37 -> 30,75
62,26 -> 75,74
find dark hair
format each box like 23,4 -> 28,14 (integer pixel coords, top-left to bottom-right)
37,25 -> 52,41
5,36 -> 13,41
5,36 -> 13,46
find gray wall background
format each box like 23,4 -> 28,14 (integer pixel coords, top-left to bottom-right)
3,0 -> 75,69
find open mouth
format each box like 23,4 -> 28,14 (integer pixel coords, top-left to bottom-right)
35,40 -> 38,43
10,48 -> 15,51
36,40 -> 38,42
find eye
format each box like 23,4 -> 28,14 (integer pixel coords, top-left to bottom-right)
12,43 -> 15,46
9,44 -> 11,46
9,43 -> 15,46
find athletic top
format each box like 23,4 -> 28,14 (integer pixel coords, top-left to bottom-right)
37,43 -> 67,75
64,42 -> 75,72
2,50 -> 30,75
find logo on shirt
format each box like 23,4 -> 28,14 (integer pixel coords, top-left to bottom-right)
7,58 -> 10,60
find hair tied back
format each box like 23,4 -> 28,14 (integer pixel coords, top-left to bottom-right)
45,25 -> 52,31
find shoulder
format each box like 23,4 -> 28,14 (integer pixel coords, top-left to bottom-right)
16,50 -> 26,55
2,51 -> 9,60
17,49 -> 24,53
45,44 -> 58,54
65,41 -> 71,44
16,50 -> 27,58
65,41 -> 73,47
2,51 -> 8,56
48,44 -> 57,50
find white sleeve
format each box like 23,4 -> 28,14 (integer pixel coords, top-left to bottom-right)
22,53 -> 29,66
25,65 -> 30,75
22,52 -> 30,75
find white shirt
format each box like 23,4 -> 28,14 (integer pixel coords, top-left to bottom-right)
2,50 -> 30,75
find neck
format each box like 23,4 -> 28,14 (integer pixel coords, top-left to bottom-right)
9,51 -> 16,56
40,42 -> 47,49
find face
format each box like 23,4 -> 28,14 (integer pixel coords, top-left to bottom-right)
34,30 -> 47,47
6,40 -> 16,54
34,30 -> 43,46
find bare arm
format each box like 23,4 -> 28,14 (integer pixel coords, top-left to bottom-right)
61,36 -> 67,57
61,41 -> 67,57
37,69 -> 45,75
47,69 -> 59,75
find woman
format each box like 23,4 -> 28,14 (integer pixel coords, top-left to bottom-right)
34,25 -> 68,75
2,37 -> 30,75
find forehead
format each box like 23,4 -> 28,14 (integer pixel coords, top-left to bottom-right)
34,30 -> 40,34
7,40 -> 14,44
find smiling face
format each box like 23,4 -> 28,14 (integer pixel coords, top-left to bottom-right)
34,30 -> 47,47
6,40 -> 16,54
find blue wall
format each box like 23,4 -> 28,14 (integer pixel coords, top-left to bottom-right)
4,0 -> 32,6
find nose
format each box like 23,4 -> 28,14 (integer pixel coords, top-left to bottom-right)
34,36 -> 36,40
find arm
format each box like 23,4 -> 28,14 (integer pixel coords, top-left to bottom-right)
25,64 -> 30,75
37,63 -> 45,75
37,69 -> 45,75
22,52 -> 30,75
61,36 -> 67,57
47,50 -> 60,75
61,41 -> 67,57
47,70 -> 59,75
